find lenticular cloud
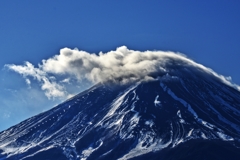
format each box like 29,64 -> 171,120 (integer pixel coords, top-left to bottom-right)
5,46 -> 240,99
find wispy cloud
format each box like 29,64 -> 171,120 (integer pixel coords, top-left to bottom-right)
60,78 -> 71,84
5,46 -> 240,99
5,62 -> 67,99
25,78 -> 31,88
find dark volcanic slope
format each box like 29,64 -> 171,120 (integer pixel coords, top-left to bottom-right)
0,65 -> 240,160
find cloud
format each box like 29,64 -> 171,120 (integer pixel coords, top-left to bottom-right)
5,46 -> 240,99
40,46 -> 185,83
5,62 -> 67,99
61,78 -> 71,84
25,78 -> 31,88
25,78 -> 31,85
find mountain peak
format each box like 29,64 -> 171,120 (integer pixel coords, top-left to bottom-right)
1,67 -> 240,159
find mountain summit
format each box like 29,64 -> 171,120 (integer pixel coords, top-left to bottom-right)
1,57 -> 240,160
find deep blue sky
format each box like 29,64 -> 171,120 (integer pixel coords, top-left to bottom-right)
1,1 -> 240,131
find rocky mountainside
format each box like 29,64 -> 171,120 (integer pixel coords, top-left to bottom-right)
1,62 -> 240,160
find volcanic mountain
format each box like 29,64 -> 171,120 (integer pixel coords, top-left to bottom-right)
1,57 -> 240,160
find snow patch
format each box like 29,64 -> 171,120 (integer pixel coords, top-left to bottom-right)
80,140 -> 103,160
216,132 -> 234,141
154,95 -> 161,107
187,129 -> 194,137
145,120 -> 154,128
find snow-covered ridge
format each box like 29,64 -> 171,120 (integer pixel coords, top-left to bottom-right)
160,81 -> 235,142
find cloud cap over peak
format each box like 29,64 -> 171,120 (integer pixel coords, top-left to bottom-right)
6,46 -> 240,99
41,46 -> 191,82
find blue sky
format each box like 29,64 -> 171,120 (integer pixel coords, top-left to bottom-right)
1,1 -> 240,131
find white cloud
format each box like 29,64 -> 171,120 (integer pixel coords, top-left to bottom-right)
25,78 -> 31,88
40,46 -> 185,84
25,78 -> 31,85
61,78 -> 71,84
5,46 -> 240,99
5,62 -> 67,99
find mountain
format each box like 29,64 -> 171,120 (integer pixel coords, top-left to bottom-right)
1,60 -> 240,160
